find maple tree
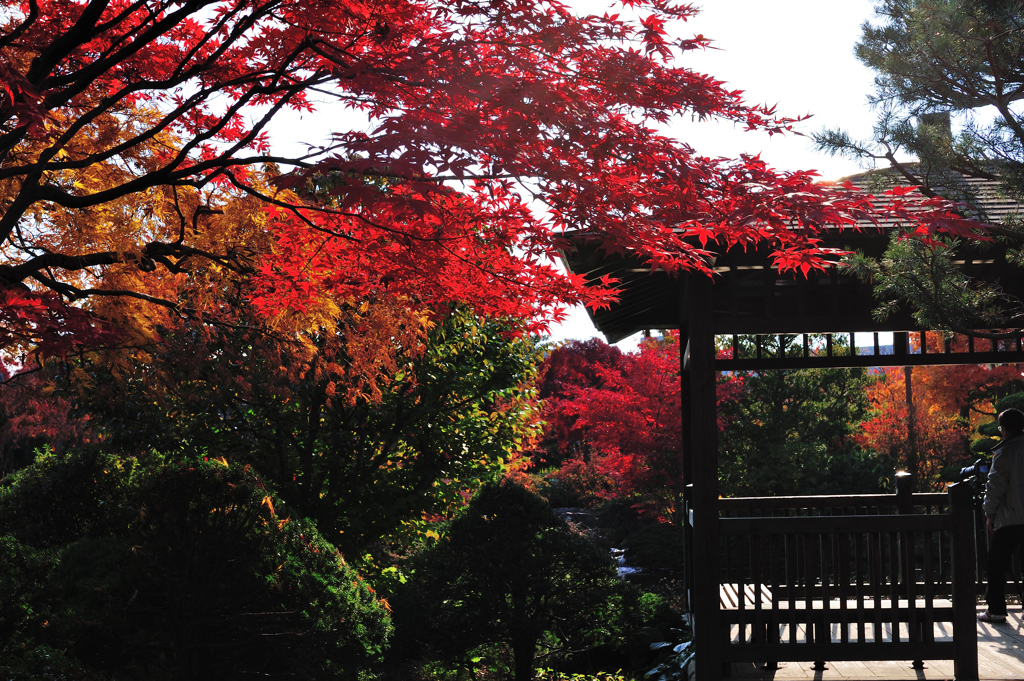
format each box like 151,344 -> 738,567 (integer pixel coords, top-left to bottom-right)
532,338 -> 629,468
554,334 -> 684,519
0,0 -> 993,366
0,366 -> 94,475
853,332 -> 1024,489
855,366 -> 969,491
908,333 -> 1024,420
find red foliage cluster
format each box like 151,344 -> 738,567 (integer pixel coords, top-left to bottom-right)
0,367 -> 93,476
853,352 -> 1024,491
0,285 -> 124,361
855,333 -> 1024,490
537,334 -> 743,520
0,0 -> 995,355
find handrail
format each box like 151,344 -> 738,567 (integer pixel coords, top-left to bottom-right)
719,492 -> 947,511
720,513 -> 952,535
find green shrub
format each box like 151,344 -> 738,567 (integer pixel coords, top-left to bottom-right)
0,449 -> 391,680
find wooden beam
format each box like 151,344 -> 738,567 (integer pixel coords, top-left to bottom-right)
720,514 -> 951,535
718,350 -> 1024,371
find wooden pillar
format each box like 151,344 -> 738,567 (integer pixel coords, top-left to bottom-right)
680,298 -> 695,608
687,273 -> 723,679
950,481 -> 980,681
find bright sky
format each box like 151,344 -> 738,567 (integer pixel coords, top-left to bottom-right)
549,0 -> 888,350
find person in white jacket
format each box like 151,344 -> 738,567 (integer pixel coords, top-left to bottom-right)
980,408 -> 1024,623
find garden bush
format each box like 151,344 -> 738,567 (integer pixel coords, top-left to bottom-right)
0,449 -> 391,680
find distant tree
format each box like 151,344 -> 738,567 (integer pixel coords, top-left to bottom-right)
856,366 -> 970,490
395,481 -> 622,681
0,367 -> 93,476
717,337 -> 878,497
908,332 -> 1024,421
971,391 -> 1024,453
537,334 -> 744,519
554,335 -> 683,520
853,332 -> 1023,489
533,339 -> 628,467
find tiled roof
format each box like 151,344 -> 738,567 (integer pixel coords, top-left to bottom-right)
836,164 -> 1023,229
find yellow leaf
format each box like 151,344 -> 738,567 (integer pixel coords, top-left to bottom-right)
262,495 -> 276,518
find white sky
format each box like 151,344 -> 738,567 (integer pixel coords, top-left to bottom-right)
550,0 -> 888,350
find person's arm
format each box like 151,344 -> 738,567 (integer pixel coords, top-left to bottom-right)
984,450 -> 1009,526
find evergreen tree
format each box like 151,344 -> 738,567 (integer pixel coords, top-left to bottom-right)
717,337 -> 880,497
815,0 -> 1024,337
395,481 -> 623,681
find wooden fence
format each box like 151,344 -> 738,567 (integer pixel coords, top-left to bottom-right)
699,481 -> 979,679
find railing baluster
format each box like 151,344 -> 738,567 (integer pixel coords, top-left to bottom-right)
924,527 -> 935,644
855,531 -> 866,643
787,532 -> 798,644
871,530 -> 883,642
838,530 -> 850,644
737,534 -> 747,643
804,532 -> 816,646
770,533 -> 781,650
752,532 -> 764,646
889,529 -> 901,642
820,530 -> 832,644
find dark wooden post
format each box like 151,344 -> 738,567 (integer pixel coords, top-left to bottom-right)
687,274 -> 723,680
950,481 -> 979,681
904,366 -> 920,482
895,471 -> 923,667
895,471 -> 913,514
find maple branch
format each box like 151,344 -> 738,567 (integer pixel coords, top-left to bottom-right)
0,250 -> 126,284
39,1 -> 214,101
24,0 -> 113,89
0,240 -> 249,287
30,274 -> 185,313
221,171 -> 361,242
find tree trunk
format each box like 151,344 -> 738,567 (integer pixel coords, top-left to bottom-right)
511,634 -> 537,681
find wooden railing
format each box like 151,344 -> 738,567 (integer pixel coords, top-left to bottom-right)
700,482 -> 978,680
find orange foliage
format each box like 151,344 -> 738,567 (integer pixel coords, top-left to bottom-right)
910,332 -> 1024,424
856,366 -> 970,490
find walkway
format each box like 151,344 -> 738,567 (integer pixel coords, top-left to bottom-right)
728,606 -> 1024,680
